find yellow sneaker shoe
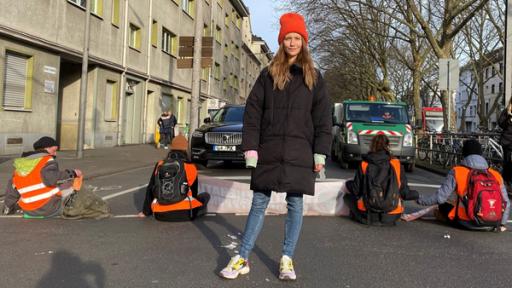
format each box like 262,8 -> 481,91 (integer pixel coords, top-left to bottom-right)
279,255 -> 296,281
219,255 -> 250,279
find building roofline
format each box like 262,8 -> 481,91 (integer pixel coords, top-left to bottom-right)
229,0 -> 250,17
242,43 -> 261,65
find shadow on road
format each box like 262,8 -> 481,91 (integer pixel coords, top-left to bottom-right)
36,250 -> 106,288
193,214 -> 279,277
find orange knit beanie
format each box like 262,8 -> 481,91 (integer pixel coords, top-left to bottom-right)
278,13 -> 308,45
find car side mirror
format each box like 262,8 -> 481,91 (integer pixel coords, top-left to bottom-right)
203,117 -> 211,124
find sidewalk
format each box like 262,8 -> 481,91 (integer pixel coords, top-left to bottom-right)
0,144 -> 169,196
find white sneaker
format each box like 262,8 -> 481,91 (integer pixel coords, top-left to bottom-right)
279,255 -> 296,281
219,255 -> 250,279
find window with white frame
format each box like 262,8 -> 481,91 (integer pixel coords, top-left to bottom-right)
68,0 -> 86,8
182,0 -> 195,17
162,28 -> 178,56
129,24 -> 141,50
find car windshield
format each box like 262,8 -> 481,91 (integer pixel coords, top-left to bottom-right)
345,103 -> 409,124
211,106 -> 244,123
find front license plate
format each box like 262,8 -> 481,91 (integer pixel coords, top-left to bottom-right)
213,145 -> 236,151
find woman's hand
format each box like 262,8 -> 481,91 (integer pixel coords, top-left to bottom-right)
314,164 -> 324,172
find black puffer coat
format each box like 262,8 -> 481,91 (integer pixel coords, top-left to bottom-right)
498,109 -> 512,150
242,65 -> 332,195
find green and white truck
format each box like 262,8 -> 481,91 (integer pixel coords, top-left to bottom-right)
331,100 -> 416,172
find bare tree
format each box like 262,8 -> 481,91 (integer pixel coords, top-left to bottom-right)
405,0 -> 491,131
457,1 -> 504,131
283,0 -> 401,102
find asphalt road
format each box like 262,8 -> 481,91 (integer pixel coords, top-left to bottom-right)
1,160 -> 511,288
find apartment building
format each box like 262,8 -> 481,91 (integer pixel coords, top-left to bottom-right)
456,48 -> 504,132
0,0 -> 271,155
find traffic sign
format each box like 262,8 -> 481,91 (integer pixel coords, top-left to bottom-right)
439,58 -> 459,91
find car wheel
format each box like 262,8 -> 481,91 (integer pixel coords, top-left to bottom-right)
193,159 -> 207,167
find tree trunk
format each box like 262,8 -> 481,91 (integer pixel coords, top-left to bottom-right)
412,68 -> 422,127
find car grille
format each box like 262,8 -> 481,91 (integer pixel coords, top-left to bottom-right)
359,135 -> 402,148
205,132 -> 242,145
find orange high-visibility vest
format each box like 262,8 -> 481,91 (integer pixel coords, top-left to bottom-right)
357,158 -> 403,215
448,166 -> 503,221
12,155 -> 62,211
151,162 -> 203,213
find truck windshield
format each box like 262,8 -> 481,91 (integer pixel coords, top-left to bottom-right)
212,106 -> 245,123
345,103 -> 409,124
425,118 -> 444,132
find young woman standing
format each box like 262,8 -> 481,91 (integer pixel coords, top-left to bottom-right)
219,12 -> 332,281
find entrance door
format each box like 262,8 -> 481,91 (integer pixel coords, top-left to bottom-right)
122,80 -> 143,144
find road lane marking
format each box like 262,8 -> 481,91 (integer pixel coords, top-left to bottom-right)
101,184 -> 148,201
113,215 -> 139,218
88,165 -> 154,180
409,183 -> 441,188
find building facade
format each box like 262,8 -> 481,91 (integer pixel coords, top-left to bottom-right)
456,49 -> 504,132
0,0 -> 271,155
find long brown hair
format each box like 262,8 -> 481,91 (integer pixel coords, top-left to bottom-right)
369,134 -> 390,154
508,95 -> 512,115
268,38 -> 317,91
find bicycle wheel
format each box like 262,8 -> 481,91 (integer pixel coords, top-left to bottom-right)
417,140 -> 429,161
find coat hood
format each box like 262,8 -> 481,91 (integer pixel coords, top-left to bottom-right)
13,152 -> 50,177
364,150 -> 391,165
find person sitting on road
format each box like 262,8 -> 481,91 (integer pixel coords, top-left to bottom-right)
417,139 -> 510,231
2,137 -> 83,218
138,135 -> 210,221
344,134 -> 418,225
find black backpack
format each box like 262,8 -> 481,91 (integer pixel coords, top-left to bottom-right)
153,152 -> 188,205
362,161 -> 401,213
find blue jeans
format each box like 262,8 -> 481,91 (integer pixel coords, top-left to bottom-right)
239,191 -> 304,260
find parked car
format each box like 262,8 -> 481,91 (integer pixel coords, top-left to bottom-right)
190,105 -> 245,166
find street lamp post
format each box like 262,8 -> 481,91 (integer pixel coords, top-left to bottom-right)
76,0 -> 91,159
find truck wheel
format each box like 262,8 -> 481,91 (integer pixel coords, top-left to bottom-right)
405,162 -> 415,172
331,146 -> 337,161
339,154 -> 349,169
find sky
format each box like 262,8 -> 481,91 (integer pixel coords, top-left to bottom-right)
243,0 -> 282,53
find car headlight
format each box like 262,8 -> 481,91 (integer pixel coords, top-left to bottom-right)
403,133 -> 413,147
192,131 -> 203,138
347,130 -> 358,144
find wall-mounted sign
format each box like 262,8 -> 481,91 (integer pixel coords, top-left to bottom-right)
43,65 -> 57,75
44,80 -> 55,93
